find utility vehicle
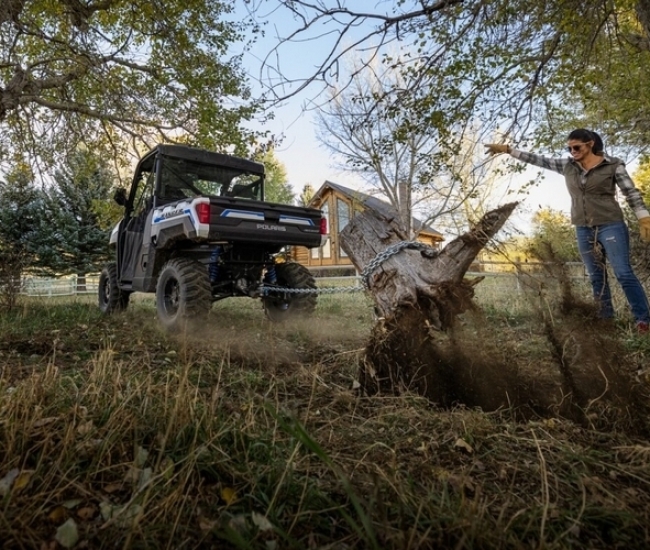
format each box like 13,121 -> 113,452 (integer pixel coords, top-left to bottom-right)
98,145 -> 326,328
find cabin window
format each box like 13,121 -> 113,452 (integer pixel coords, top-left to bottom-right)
337,198 -> 350,257
322,202 -> 331,258
337,198 -> 350,231
322,237 -> 331,259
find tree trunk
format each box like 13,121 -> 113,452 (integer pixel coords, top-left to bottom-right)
340,202 -> 520,406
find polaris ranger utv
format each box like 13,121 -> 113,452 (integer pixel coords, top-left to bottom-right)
98,144 -> 327,329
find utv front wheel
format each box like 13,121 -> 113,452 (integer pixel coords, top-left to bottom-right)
98,263 -> 130,314
263,262 -> 317,322
156,258 -> 212,331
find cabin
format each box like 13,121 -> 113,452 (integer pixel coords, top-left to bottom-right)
290,181 -> 444,273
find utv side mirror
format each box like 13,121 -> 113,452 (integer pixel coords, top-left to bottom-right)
114,188 -> 127,206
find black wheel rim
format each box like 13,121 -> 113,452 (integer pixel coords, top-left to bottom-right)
163,278 -> 180,316
270,298 -> 290,311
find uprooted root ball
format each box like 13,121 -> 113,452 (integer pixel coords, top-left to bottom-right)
361,285 -> 650,434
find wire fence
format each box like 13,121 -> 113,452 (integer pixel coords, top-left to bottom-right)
11,263 -> 590,298
20,274 -> 100,297
312,262 -> 598,313
6,262 -> 601,314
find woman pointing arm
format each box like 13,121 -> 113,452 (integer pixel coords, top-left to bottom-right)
485,129 -> 650,333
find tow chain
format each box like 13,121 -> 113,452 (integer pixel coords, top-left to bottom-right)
261,240 -> 438,296
359,240 -> 438,288
260,284 -> 365,296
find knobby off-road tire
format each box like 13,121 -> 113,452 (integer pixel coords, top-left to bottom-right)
98,263 -> 130,314
156,258 -> 212,331
263,262 -> 317,322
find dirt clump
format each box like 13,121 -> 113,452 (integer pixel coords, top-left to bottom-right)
361,270 -> 650,434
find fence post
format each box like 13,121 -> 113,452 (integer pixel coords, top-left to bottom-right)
515,261 -> 521,293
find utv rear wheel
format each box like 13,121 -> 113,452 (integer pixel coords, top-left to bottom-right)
263,262 -> 317,322
156,258 -> 212,331
98,263 -> 130,314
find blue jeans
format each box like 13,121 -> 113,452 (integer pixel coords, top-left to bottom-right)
576,221 -> 650,324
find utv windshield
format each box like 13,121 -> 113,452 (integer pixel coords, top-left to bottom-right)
159,156 -> 263,201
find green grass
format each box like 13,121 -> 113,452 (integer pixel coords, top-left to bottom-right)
0,288 -> 649,548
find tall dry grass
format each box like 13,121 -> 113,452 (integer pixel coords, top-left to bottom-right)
0,286 -> 649,548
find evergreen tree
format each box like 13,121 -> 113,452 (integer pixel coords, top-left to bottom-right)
29,150 -> 115,283
0,163 -> 42,309
299,184 -> 315,206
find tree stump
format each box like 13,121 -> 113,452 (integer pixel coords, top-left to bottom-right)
340,202 -> 520,407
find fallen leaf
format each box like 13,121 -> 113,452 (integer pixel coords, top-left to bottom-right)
134,446 -> 149,468
99,501 -> 142,526
99,501 -> 114,521
0,468 -> 20,496
454,438 -> 474,454
77,420 -> 94,436
48,506 -> 68,523
123,466 -> 141,484
199,516 -> 217,531
55,518 -> 79,549
221,486 -> 237,505
251,511 -> 274,532
63,499 -> 83,509
447,474 -> 475,495
77,506 -> 97,520
13,470 -> 34,491
103,482 -> 122,494
228,514 -> 248,535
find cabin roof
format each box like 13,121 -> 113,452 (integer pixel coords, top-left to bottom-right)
311,180 -> 443,238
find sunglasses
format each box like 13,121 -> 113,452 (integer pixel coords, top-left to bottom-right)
566,143 -> 589,153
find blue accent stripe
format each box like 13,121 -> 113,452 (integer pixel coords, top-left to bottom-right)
221,209 -> 265,220
278,215 -> 315,226
153,208 -> 192,224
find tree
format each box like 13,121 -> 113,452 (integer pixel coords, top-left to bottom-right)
0,163 -> 41,309
633,160 -> 650,204
255,1 -> 650,155
316,63 -> 512,236
524,209 -> 580,263
299,184 -> 315,206
1,0 -> 261,170
316,66 -> 425,235
254,148 -> 295,204
28,150 -> 115,285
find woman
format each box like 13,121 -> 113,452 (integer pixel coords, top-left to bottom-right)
485,129 -> 650,332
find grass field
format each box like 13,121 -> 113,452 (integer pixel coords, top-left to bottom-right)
1,279 -> 650,549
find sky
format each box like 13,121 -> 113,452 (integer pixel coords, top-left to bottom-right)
235,2 -> 574,236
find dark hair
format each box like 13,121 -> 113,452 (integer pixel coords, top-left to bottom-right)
590,131 -> 604,155
567,128 -> 604,155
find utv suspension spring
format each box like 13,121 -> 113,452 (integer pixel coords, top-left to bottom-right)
209,246 -> 221,282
